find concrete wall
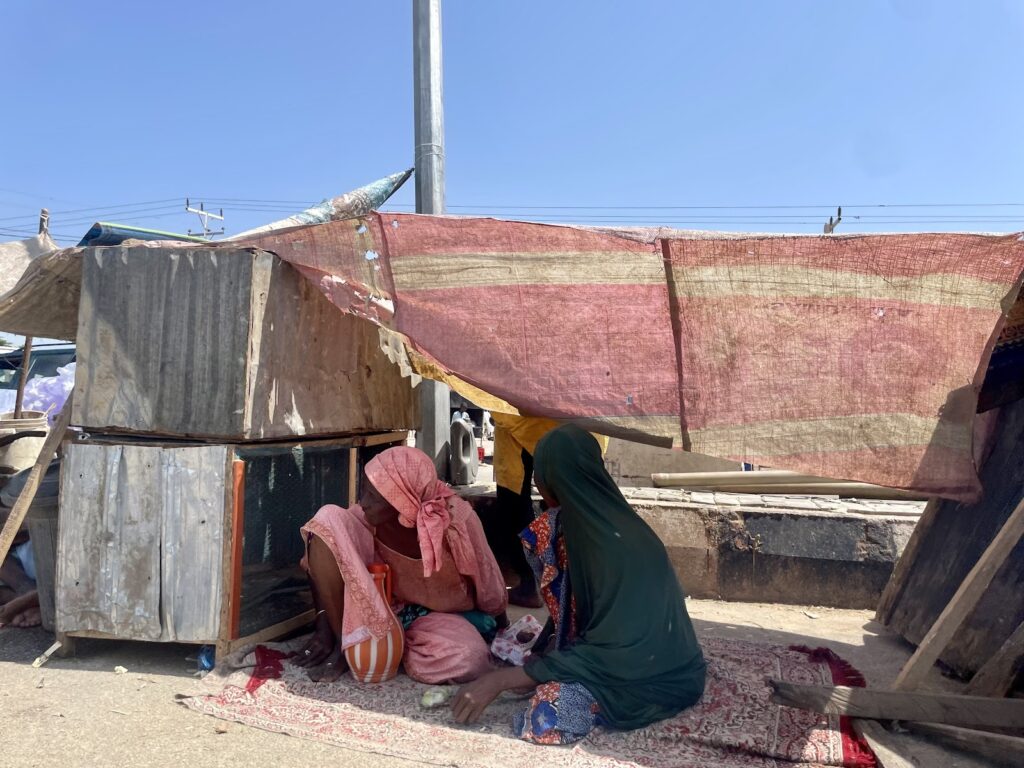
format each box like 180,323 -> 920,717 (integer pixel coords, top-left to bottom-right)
465,487 -> 916,610
632,498 -> 914,609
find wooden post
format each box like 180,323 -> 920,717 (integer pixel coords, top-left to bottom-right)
876,498 -> 939,622
907,723 -> 1024,767
12,336 -> 32,419
768,680 -> 1024,730
229,460 -> 246,639
348,447 -> 358,506
0,390 -> 72,566
893,495 -> 1024,690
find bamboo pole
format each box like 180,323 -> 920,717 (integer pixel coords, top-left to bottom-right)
650,471 -> 931,500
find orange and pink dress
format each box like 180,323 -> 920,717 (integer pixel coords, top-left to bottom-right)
301,447 -> 508,684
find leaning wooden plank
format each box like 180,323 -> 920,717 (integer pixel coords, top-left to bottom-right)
907,723 -> 1024,767
893,495 -> 1024,689
965,619 -> 1024,697
768,680 -> 1024,731
851,720 -> 918,768
226,609 -> 317,655
876,498 -> 940,623
0,391 -> 73,566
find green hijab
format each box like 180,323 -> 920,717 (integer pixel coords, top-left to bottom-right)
525,425 -> 706,730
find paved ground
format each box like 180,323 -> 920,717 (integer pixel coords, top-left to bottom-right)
0,600 -> 995,768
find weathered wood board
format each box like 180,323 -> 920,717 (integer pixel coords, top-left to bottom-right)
73,247 -> 416,439
56,432 -> 404,646
878,397 -> 1024,683
57,442 -> 228,642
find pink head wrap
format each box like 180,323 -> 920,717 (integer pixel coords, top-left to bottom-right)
364,446 -> 466,578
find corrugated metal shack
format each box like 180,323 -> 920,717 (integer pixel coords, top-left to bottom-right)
56,244 -> 417,656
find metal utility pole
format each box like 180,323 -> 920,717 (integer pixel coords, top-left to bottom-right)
185,199 -> 225,238
413,0 -> 451,478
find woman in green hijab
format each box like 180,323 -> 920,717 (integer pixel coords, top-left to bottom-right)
451,425 -> 706,744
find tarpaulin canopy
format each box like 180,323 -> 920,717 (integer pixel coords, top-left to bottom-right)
0,171 -> 413,340
235,213 -> 1024,502
0,231 -> 58,296
3,172 -> 1022,501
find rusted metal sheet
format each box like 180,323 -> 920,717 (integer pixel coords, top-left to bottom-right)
74,247 -> 255,438
57,442 -> 228,642
73,247 -> 416,439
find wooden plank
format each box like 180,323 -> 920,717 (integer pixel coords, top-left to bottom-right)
907,723 -> 1024,767
876,498 -> 940,622
26,517 -> 58,632
0,393 -> 72,566
347,447 -> 358,507
880,398 -> 1024,679
966,619 -> 1024,697
229,460 -> 246,639
894,494 -> 1024,689
352,431 -> 409,448
226,609 -> 316,655
217,450 -> 237,659
159,445 -> 229,642
851,720 -> 918,768
769,681 -> 1024,730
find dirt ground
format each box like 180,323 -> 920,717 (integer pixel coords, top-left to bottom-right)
0,600 -> 996,768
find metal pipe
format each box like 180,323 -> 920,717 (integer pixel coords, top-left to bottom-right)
412,0 -> 451,478
413,0 -> 445,216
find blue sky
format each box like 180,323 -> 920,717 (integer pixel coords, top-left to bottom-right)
1,1 -> 1022,243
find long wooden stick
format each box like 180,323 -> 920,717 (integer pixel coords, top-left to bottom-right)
908,723 -> 1024,767
12,336 -> 32,419
0,390 -> 73,566
769,680 -> 1024,731
894,495 -> 1024,690
229,459 -> 246,640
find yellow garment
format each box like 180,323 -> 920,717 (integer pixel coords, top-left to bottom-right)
493,414 -> 609,493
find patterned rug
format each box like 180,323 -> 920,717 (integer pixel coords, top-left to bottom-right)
180,636 -> 875,768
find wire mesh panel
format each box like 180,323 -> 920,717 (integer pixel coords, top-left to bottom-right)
235,443 -> 349,636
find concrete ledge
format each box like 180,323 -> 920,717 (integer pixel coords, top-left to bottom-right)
462,484 -> 917,610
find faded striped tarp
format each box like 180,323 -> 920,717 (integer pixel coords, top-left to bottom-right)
250,213 -> 1024,501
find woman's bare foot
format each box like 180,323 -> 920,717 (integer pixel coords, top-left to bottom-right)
0,590 -> 40,628
294,613 -> 335,669
308,644 -> 347,683
11,606 -> 41,628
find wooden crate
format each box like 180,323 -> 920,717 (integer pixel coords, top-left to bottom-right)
56,432 -> 405,656
73,246 -> 416,440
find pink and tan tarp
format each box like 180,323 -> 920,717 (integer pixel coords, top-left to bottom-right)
237,214 -> 1024,502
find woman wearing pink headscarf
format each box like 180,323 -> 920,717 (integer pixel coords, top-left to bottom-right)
296,446 -> 509,684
